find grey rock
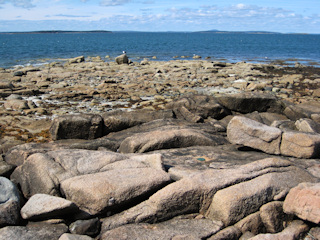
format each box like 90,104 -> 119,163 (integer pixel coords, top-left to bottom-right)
0,223 -> 68,240
100,216 -> 223,240
50,114 -> 105,140
59,233 -> 93,240
20,194 -> 78,220
0,177 -> 21,227
249,220 -> 309,240
69,217 -> 100,236
119,125 -> 228,153
216,92 -> 284,114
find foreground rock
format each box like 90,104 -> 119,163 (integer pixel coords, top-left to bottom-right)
0,177 -> 21,227
283,182 -> 320,224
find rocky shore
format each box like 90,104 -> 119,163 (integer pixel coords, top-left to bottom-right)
1,55 -> 320,240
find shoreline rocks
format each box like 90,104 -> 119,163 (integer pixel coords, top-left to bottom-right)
1,60 -> 320,239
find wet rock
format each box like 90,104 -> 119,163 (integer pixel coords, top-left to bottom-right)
0,177 -> 21,227
20,194 -> 78,221
50,114 -> 105,140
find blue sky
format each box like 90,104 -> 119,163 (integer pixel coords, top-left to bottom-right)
0,0 -> 319,33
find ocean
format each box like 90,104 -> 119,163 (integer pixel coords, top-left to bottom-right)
0,32 -> 320,69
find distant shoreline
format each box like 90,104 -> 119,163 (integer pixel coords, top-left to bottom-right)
0,30 -> 112,34
0,30 -> 316,35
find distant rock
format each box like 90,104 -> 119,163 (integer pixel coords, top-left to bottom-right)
115,54 -> 129,64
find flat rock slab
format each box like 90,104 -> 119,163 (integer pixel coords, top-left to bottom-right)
284,182 -> 320,224
61,167 -> 171,215
0,223 -> 68,240
21,194 -> 78,220
101,216 -> 223,240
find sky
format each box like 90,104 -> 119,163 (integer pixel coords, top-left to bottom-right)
0,0 -> 319,33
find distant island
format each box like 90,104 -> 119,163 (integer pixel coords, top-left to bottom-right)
0,30 -> 112,34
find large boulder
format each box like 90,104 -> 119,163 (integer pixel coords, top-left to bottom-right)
102,109 -> 174,134
216,92 -> 284,114
119,126 -> 228,153
227,116 -> 282,155
165,95 -> 230,122
49,114 -> 105,140
115,54 -> 129,64
10,149 -> 171,215
283,182 -> 320,224
280,131 -> 320,158
0,177 -> 21,227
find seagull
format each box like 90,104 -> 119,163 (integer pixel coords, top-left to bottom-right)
123,51 -> 126,54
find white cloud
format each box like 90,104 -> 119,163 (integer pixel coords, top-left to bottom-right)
100,0 -> 131,6
0,0 -> 35,8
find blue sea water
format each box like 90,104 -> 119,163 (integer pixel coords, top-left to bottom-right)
0,32 -> 320,68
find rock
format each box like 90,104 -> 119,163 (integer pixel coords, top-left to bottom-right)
205,165 -> 296,226
208,226 -> 242,240
20,194 -> 78,220
68,56 -> 85,64
11,149 -> 171,215
69,217 -> 100,236
0,160 -> 14,177
100,217 -> 223,240
118,126 -> 227,153
234,212 -> 265,235
49,114 -> 105,140
307,227 -> 320,240
260,201 -> 286,233
59,233 -> 93,240
61,167 -> 171,215
0,223 -> 68,240
165,95 -> 230,121
227,116 -> 282,155
4,99 -> 29,110
295,118 -> 320,133
284,101 -> 320,121
100,158 -> 315,232
280,131 -> 320,158
0,177 -> 21,227
239,231 -> 255,240
216,92 -> 284,114
102,109 -> 174,134
248,220 -> 309,240
283,182 -> 320,224
115,54 -> 129,64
